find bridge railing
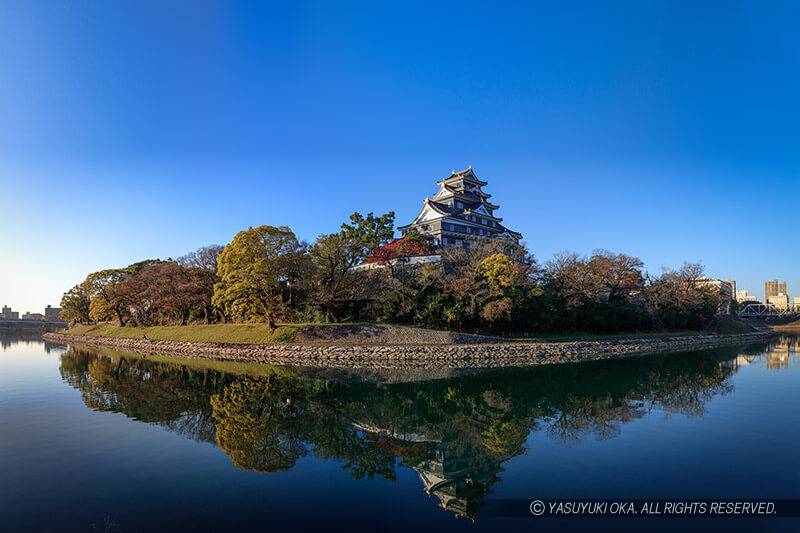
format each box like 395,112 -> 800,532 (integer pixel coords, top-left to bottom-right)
737,302 -> 800,318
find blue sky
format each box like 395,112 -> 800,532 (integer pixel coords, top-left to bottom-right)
1,1 -> 797,313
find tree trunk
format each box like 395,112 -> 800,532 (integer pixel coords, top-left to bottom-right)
115,308 -> 126,326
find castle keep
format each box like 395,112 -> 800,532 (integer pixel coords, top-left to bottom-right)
398,166 -> 522,248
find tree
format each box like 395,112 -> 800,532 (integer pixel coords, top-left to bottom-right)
339,211 -> 395,262
432,243 -> 539,331
646,262 -> 720,330
122,262 -> 214,325
213,226 -> 311,328
478,253 -> 526,325
177,245 -> 224,322
81,260 -> 162,325
367,230 -> 432,266
308,211 -> 398,321
60,284 -> 91,326
177,245 -> 224,272
309,233 -> 364,320
88,294 -> 115,324
542,250 -> 648,333
82,269 -> 129,325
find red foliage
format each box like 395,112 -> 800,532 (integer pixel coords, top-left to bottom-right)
366,237 -> 432,264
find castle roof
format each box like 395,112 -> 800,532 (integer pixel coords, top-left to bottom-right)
436,165 -> 488,187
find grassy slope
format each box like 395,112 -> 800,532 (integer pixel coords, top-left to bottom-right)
710,318 -> 758,335
65,319 -> 757,346
67,323 -> 300,344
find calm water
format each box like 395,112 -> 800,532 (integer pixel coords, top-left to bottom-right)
2,332 -> 800,532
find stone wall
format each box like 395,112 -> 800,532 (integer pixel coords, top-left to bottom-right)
42,331 -> 778,370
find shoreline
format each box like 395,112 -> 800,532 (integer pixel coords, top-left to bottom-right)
43,330 -> 779,370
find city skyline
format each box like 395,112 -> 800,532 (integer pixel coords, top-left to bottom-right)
1,1 -> 798,311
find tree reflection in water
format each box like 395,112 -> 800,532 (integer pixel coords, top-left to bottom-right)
59,345 -> 747,519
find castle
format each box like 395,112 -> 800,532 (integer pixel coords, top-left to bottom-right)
398,166 -> 522,248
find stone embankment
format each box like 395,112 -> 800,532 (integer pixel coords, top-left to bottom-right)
43,331 -> 778,370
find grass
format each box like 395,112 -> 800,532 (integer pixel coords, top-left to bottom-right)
710,318 -> 757,335
67,323 -> 302,344
64,319 -> 757,346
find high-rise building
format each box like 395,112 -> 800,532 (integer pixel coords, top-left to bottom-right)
765,279 -> 788,304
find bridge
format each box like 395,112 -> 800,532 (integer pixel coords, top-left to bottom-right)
737,303 -> 800,319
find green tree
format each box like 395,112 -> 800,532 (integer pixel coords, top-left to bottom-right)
82,260 -> 162,325
88,294 -> 115,324
213,225 -> 311,328
309,233 -> 363,319
60,284 -> 91,325
82,268 -> 128,324
339,211 -> 395,262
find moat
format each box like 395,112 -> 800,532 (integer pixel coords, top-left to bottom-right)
2,332 -> 800,531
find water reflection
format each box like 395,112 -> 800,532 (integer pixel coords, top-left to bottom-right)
725,337 -> 800,372
763,337 -> 800,371
1,330 -> 63,352
55,341 -> 783,520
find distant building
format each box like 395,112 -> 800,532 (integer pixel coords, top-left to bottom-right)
736,289 -> 760,303
765,279 -> 788,305
1,306 -> 19,320
695,278 -> 735,314
768,293 -> 790,311
45,305 -> 62,319
794,297 -> 800,311
22,312 -> 45,321
398,166 -> 522,249
725,279 -> 737,300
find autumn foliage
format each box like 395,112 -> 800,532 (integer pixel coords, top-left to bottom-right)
61,211 -> 720,334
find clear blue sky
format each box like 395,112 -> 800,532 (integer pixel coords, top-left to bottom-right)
1,1 -> 798,313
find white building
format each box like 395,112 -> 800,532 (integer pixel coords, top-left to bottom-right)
736,289 -> 760,303
767,293 -> 790,311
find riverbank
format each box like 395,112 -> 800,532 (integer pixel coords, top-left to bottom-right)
63,323 -> 511,345
43,330 -> 778,370
0,319 -> 67,332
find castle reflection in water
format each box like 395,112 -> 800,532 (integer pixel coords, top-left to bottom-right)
55,336 -> 793,520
